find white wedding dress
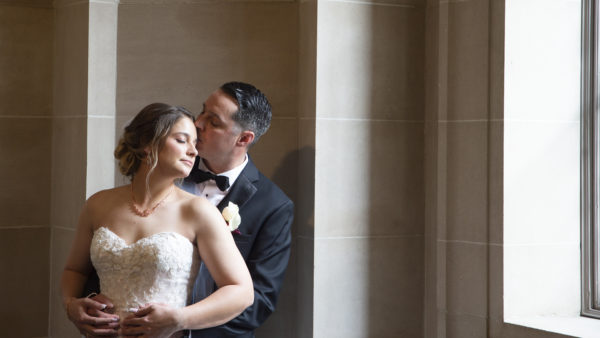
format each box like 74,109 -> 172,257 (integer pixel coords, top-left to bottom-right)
90,226 -> 200,337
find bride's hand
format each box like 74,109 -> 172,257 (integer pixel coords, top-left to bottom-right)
120,303 -> 183,338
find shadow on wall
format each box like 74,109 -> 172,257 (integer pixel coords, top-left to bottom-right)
256,145 -> 315,338
366,3 -> 425,337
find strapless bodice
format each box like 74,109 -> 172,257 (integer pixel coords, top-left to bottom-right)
90,227 -> 200,321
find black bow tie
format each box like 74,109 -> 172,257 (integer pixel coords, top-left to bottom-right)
190,168 -> 230,191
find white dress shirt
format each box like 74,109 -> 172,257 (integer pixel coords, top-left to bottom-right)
192,155 -> 248,206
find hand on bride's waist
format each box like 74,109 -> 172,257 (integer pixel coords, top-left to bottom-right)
65,293 -> 120,337
119,303 -> 184,338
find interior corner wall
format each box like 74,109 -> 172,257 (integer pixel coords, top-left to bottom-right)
0,2 -> 53,336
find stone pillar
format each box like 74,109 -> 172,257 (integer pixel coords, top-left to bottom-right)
49,0 -> 117,335
313,1 -> 425,337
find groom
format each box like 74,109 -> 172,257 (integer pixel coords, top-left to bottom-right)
181,81 -> 294,337
78,82 -> 294,338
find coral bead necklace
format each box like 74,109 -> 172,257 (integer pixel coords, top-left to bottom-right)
130,184 -> 174,217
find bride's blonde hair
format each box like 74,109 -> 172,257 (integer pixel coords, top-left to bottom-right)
114,103 -> 194,187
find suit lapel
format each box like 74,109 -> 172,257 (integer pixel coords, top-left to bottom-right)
216,157 -> 259,211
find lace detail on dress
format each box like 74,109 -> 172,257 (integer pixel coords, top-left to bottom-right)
90,227 -> 199,323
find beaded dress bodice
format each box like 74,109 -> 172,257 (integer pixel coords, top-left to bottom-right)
90,227 -> 200,322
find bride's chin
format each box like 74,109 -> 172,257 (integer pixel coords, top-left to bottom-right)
180,169 -> 193,178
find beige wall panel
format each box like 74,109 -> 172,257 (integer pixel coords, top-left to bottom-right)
51,117 -> 87,229
87,116 -> 116,197
488,120 -> 503,244
0,227 -> 50,336
445,121 -> 488,243
121,0 -> 294,3
445,312 -> 487,338
0,0 -> 52,7
88,1 -> 118,118
317,1 -> 425,120
296,2 -> 316,335
249,117 -> 298,197
298,0 -> 317,120
48,227 -> 80,337
53,2 -> 88,118
295,236 -> 314,337
118,0 -> 423,3
423,120 -> 445,337
489,0 -> 504,121
116,2 -> 298,119
446,0 -> 490,121
314,237 -> 423,337
0,6 -> 53,117
296,118 -> 315,238
488,244 -> 503,322
446,241 -> 487,316
0,118 -> 51,227
315,119 -> 423,237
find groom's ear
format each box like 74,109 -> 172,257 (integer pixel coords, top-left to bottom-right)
237,131 -> 255,148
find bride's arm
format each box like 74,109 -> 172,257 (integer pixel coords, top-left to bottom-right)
60,198 -> 120,335
180,199 -> 254,329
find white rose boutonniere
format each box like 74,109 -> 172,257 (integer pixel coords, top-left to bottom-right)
222,202 -> 241,235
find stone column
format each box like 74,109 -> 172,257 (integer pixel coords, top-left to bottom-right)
49,0 -> 118,335
313,1 -> 425,337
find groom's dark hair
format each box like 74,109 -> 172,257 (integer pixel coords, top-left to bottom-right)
220,81 -> 272,145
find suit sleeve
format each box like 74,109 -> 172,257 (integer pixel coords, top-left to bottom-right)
82,269 -> 100,296
224,199 -> 294,331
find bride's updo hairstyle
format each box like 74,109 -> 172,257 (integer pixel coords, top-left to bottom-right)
115,103 -> 194,181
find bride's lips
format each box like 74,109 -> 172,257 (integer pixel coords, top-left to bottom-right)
181,159 -> 194,167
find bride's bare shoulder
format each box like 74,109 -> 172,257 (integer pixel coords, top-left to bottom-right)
177,188 -> 222,226
177,188 -> 212,211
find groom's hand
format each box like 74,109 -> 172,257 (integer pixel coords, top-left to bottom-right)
120,303 -> 182,338
87,293 -> 115,316
84,293 -> 120,337
67,297 -> 120,337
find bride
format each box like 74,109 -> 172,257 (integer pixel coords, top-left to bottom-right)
60,103 -> 253,337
